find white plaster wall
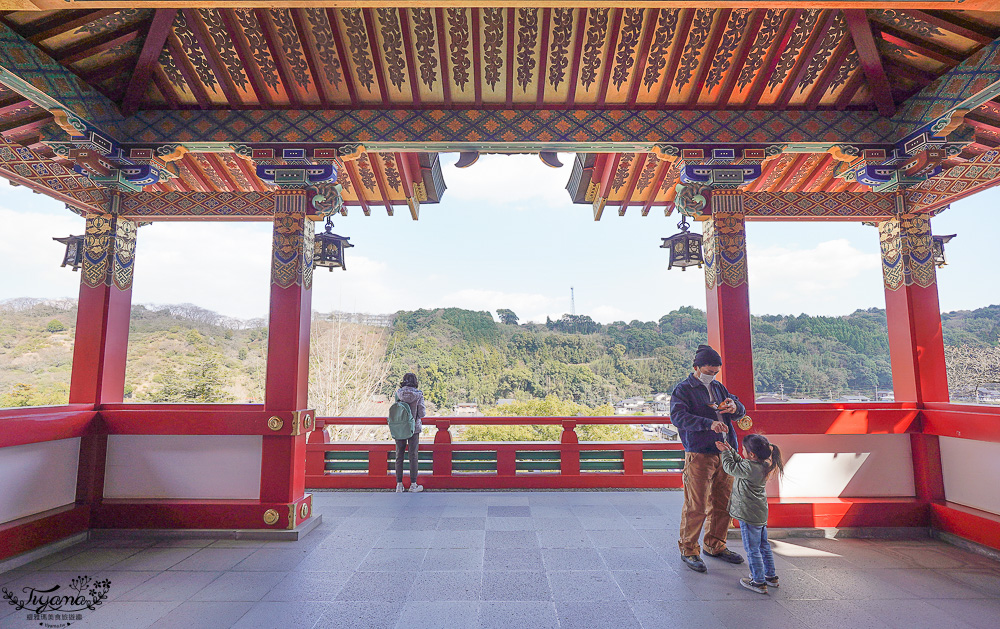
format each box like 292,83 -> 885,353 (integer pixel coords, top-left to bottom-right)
765,434 -> 915,498
0,438 -> 80,525
103,435 -> 262,500
939,436 -> 1000,516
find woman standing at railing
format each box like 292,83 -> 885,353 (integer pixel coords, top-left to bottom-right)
395,372 -> 426,493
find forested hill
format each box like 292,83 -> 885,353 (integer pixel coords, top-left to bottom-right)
387,305 -> 1000,409
1,299 -> 998,409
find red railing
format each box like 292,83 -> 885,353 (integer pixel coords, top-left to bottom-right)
306,416 -> 686,489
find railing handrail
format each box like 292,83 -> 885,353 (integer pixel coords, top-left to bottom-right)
317,415 -> 671,426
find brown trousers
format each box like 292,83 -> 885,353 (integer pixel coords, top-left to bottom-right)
678,451 -> 734,556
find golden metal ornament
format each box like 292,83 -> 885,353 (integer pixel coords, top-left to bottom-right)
300,503 -> 310,519
263,509 -> 280,525
267,416 -> 284,431
736,415 -> 753,430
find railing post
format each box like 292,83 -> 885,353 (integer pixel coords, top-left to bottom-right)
624,450 -> 644,476
497,448 -> 517,476
433,421 -> 453,477
561,421 -> 580,476
370,448 -> 388,478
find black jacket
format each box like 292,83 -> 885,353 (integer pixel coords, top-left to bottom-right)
669,374 -> 745,454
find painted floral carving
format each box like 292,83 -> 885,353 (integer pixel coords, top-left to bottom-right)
447,9 -> 472,91
236,10 -> 280,91
483,8 -> 505,90
580,8 -> 609,91
612,8 -> 644,90
305,9 -> 343,87
412,8 -> 439,89
643,9 -> 679,91
271,10 -> 312,89
768,10 -> 819,91
341,8 -> 376,93
675,9 -> 714,91
548,8 -> 574,90
705,10 -> 750,91
516,8 -> 539,91
377,8 -> 407,90
738,9 -> 783,91
199,9 -> 250,91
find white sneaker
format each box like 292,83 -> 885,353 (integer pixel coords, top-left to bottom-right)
408,484 -> 424,493
395,482 -> 404,493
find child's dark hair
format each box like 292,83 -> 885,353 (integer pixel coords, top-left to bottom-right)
400,372 -> 418,388
743,433 -> 784,479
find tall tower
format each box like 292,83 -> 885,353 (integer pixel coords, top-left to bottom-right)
570,287 -> 576,316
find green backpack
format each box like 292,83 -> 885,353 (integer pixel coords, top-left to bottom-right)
387,392 -> 415,440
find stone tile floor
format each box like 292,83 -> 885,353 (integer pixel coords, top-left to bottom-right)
2,491 -> 999,629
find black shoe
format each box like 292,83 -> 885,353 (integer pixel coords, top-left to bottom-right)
740,577 -> 768,594
681,555 -> 707,572
704,548 -> 745,564
765,575 -> 779,587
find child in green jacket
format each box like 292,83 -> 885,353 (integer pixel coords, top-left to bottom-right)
715,434 -> 784,594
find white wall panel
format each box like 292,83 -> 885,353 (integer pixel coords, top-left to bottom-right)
940,436 -> 1000,516
766,434 -> 915,498
0,438 -> 80,525
104,435 -> 262,500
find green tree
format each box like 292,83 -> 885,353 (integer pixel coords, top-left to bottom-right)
496,309 -> 519,326
45,319 -> 66,333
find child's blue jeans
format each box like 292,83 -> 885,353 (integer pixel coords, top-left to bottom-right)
738,520 -> 776,584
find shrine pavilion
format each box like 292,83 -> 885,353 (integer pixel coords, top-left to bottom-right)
2,2 -> 1000,626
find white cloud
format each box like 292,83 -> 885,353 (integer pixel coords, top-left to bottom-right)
0,204 -> 85,301
440,153 -> 575,211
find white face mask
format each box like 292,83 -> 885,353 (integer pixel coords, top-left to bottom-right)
697,372 -> 716,385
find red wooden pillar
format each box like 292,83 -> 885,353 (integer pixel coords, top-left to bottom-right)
702,190 -> 755,409
262,191 -> 314,509
68,210 -> 137,519
878,212 -> 948,505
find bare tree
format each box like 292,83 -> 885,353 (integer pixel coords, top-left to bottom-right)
309,313 -> 395,440
945,344 -> 1000,403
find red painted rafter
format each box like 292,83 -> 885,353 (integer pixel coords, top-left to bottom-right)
254,9 -> 302,107
231,155 -> 267,193
805,33 -> 854,109
56,28 -> 139,65
435,8 -> 453,108
505,8 -> 515,108
364,8 -> 394,105
915,10 -> 996,46
0,113 -> 50,137
844,9 -> 896,116
397,9 -> 423,107
596,9 -> 624,108
325,8 -> 360,108
793,154 -> 833,192
883,59 -> 937,87
640,160 -> 671,216
344,161 -> 371,216
618,153 -> 648,216
182,9 -> 242,107
395,151 -> 415,200
220,9 -> 273,106
471,8 -> 483,108
535,8 -> 552,107
878,28 -> 962,67
771,154 -> 809,192
165,35 -> 212,108
626,8 -> 662,106
775,10 -> 838,109
598,153 -> 622,200
688,9 -> 732,106
180,154 -> 216,192
24,10 -> 117,44
835,68 -> 866,110
150,67 -> 182,109
746,156 -> 784,193
0,97 -> 30,117
745,9 -> 803,109
369,154 -> 395,215
204,153 -> 240,192
657,9 -> 695,107
716,9 -> 767,108
564,8 -> 588,107
82,55 -> 136,86
292,9 -> 332,107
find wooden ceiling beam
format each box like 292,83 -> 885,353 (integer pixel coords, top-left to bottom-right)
292,9 -> 332,107
776,9 -> 838,109
745,9 -> 802,109
231,154 -> 267,193
793,154 -> 833,192
505,7 -> 515,108
0,97 -> 30,116
835,66 -> 866,110
204,153 -> 240,192
396,9 -> 423,108
911,10 -> 996,46
150,66 -> 181,109
325,8 -> 359,109
435,8 -> 453,108
882,59 -> 937,88
657,8 -> 694,107
254,8 -> 302,107
564,7 -> 587,107
164,35 -> 212,108
344,161 -> 371,217
617,153 -> 647,216
182,8 -> 243,107
804,29 -> 853,109
596,9 -> 624,108
220,9 -> 273,107
82,55 -> 137,86
55,27 -> 139,66
626,8 -> 664,106
0,111 -> 49,136
24,10 -> 117,44
640,160 -> 671,217
471,8 -> 484,109
535,8 -> 552,108
369,154 -> 395,216
745,156 -> 782,192
771,154 -> 809,192
122,9 -> 176,115
180,154 -> 216,192
716,9 -> 767,109
688,9 -> 732,106
844,9 -> 895,116
878,27 -> 962,67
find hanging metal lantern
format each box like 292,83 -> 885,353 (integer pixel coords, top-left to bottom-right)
932,233 -> 956,268
52,235 -> 84,271
660,216 -> 704,271
313,217 -> 354,271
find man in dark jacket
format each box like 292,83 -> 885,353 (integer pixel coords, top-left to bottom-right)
669,344 -> 746,572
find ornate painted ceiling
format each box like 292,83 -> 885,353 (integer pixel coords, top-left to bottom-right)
1,5 -> 1000,218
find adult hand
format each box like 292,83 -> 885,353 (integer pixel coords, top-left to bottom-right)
710,421 -> 728,434
715,440 -> 731,451
718,399 -> 736,414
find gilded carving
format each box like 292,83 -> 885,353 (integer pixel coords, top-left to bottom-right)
272,10 -> 312,89
611,154 -> 632,192
868,10 -> 943,38
112,219 -> 137,291
267,416 -> 284,431
580,8 -> 609,91
830,50 -> 859,91
412,8 -> 439,89
702,216 -> 717,289
341,8 -> 376,93
300,503 -> 310,519
643,9 -> 678,91
382,154 -> 401,191
706,205 -> 748,288
612,8 -> 644,90
236,10 -> 280,92
199,9 -> 250,91
358,153 -> 377,191
82,214 -> 114,289
675,9 -> 714,91
271,192 -> 312,288
738,9 -> 783,91
768,10 -> 819,91
799,13 -> 845,93
305,9 -> 343,87
482,8 -> 505,90
636,159 -> 658,193
447,9 -> 472,91
158,48 -> 185,89
706,10 -> 750,91
879,213 -> 936,290
174,11 -> 219,92
548,8 -> 574,90
516,8 -> 539,91
377,9 -> 407,91
263,509 -> 280,525
302,222 -> 315,290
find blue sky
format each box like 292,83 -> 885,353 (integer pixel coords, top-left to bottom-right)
0,152 -> 996,323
